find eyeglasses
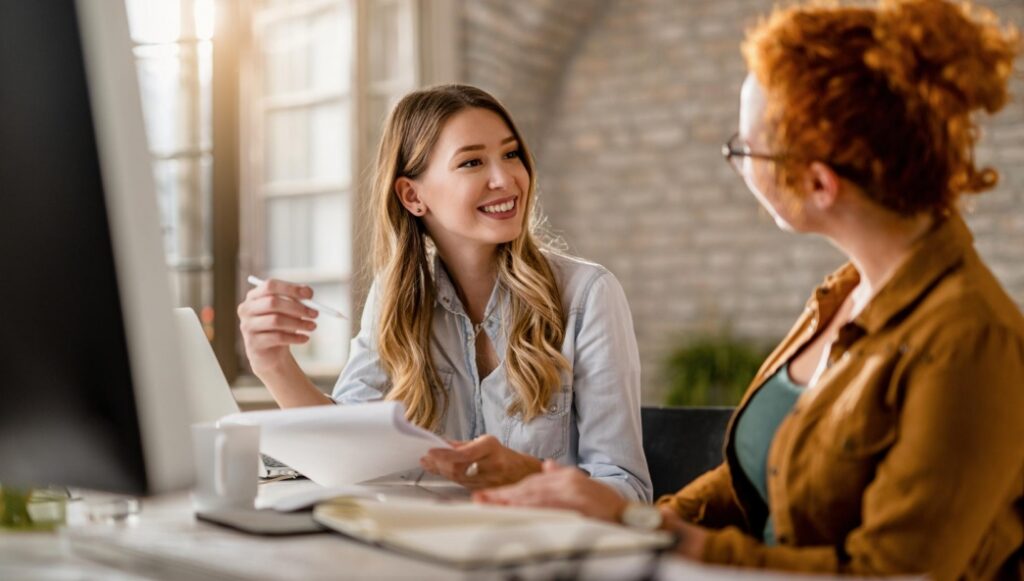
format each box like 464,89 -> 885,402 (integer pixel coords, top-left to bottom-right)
721,132 -> 784,177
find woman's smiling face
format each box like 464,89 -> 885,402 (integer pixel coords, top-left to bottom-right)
407,107 -> 530,250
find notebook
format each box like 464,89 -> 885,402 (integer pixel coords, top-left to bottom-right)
312,497 -> 675,569
173,307 -> 297,479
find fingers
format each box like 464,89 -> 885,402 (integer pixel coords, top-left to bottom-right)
249,278 -> 313,302
247,293 -> 318,320
473,463 -> 600,513
239,279 -> 320,348
420,449 -> 476,482
473,472 -> 558,507
448,435 -> 499,460
246,331 -> 310,350
541,459 -> 563,473
419,436 -> 508,489
239,279 -> 317,323
245,310 -> 317,334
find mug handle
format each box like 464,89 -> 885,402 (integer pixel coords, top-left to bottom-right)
214,433 -> 228,497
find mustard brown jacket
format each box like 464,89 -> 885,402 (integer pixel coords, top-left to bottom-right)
659,215 -> 1024,579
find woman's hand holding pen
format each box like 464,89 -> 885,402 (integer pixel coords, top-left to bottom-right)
238,278 -> 319,376
420,435 -> 543,490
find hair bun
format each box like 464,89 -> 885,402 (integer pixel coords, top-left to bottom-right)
863,0 -> 1019,116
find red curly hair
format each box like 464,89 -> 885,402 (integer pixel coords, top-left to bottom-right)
742,0 -> 1020,216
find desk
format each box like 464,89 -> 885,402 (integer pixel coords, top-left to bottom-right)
0,482 -> 907,580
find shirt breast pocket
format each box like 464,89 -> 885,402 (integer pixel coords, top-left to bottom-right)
824,353 -> 897,459
504,387 -> 572,460
809,360 -> 896,527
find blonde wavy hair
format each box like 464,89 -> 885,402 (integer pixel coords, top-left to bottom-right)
368,84 -> 570,431
742,0 -> 1020,215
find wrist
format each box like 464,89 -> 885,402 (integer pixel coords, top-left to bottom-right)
618,501 -> 662,530
251,352 -> 297,380
507,453 -> 543,484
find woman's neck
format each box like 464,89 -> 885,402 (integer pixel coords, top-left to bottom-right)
434,239 -> 499,324
826,204 -> 935,314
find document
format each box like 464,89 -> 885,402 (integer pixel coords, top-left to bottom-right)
312,496 -> 675,569
220,401 -> 450,487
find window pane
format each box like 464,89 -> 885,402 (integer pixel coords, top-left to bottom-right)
198,40 -> 213,149
153,156 -> 214,266
135,43 -> 210,155
265,193 -> 351,274
170,269 -> 214,315
265,101 -> 348,184
310,192 -> 351,273
135,44 -> 182,154
369,0 -> 414,85
310,4 -> 352,94
265,108 -> 309,183
194,0 -> 215,40
310,100 -> 349,183
263,17 -> 309,96
369,1 -> 400,83
263,5 -> 352,97
126,0 -> 182,44
265,196 -> 293,272
126,0 -> 215,317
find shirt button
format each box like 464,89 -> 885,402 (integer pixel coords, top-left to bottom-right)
768,466 -> 778,477
778,534 -> 790,544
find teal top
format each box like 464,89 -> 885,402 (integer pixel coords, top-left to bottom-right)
734,363 -> 803,545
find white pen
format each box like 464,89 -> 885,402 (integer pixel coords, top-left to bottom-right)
246,275 -> 347,319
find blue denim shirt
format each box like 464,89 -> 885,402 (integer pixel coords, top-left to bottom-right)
332,252 -> 652,502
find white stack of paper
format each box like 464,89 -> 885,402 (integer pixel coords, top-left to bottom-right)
219,401 -> 450,487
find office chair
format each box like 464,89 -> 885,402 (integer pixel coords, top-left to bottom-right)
641,406 -> 734,500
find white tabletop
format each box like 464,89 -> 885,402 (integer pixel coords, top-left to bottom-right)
0,481 -> 920,580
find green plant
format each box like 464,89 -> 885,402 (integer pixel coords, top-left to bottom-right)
663,336 -> 769,407
0,485 -> 68,531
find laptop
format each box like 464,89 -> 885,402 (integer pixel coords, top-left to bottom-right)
174,307 -> 298,479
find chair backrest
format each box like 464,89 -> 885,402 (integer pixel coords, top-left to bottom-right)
641,406 -> 734,500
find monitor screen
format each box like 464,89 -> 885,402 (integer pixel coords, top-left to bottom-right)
0,0 -> 193,494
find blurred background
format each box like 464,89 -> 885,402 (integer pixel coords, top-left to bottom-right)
126,0 -> 1024,406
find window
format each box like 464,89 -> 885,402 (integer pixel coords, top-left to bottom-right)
240,0 -> 424,381
125,0 -> 216,334
129,0 -> 458,386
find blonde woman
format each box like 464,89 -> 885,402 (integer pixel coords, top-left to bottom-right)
238,84 -> 651,501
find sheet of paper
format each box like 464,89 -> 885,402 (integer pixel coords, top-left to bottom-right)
220,401 -> 451,487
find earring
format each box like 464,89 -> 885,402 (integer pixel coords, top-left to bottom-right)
415,207 -> 424,215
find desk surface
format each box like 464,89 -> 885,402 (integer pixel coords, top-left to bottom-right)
0,481 -> 908,581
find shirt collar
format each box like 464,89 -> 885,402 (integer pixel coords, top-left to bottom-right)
854,213 -> 972,334
432,253 -> 506,326
433,254 -> 463,315
807,213 -> 973,336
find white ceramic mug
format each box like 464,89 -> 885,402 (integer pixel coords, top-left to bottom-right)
190,422 -> 260,512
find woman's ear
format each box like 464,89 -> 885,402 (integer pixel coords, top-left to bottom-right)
804,161 -> 840,211
395,177 -> 426,216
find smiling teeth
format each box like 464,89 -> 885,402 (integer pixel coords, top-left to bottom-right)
482,200 -> 515,214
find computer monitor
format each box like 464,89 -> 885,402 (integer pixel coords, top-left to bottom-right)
0,1 -> 194,494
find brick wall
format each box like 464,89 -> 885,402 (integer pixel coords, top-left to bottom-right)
460,0 -> 1024,403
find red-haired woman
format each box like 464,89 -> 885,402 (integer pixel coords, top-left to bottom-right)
476,0 -> 1023,578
